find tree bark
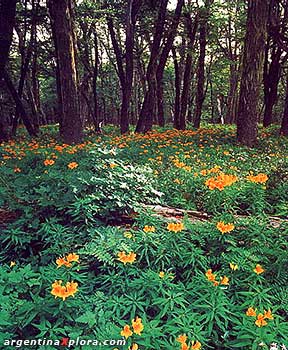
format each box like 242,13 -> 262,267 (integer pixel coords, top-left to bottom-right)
135,0 -> 169,133
193,5 -> 210,129
48,0 -> 82,144
155,0 -> 184,128
172,47 -> 181,129
0,0 -> 17,79
237,0 -> 269,147
3,70 -> 37,137
280,74 -> 288,136
179,13 -> 198,130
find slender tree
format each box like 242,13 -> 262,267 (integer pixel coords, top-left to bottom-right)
237,0 -> 269,147
193,1 -> 213,129
48,0 -> 83,144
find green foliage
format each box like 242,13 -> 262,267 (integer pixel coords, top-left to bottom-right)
0,125 -> 287,350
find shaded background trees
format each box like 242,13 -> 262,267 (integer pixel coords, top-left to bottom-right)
1,0 -> 288,144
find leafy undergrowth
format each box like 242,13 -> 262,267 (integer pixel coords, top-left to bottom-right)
0,125 -> 287,350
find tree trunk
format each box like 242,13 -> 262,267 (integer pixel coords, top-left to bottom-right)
172,47 -> 181,129
155,0 -> 184,128
193,7 -> 209,129
135,0 -> 169,133
237,0 -> 269,147
0,0 -> 17,79
263,45 -> 282,127
48,0 -> 82,144
225,61 -> 239,124
92,29 -> 100,132
179,13 -> 198,130
3,70 -> 37,137
280,74 -> 288,136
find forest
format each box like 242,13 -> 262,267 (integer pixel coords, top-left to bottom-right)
0,0 -> 287,350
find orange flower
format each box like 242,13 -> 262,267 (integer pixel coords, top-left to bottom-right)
216,222 -> 235,234
66,253 -> 79,263
129,344 -> 138,350
109,163 -> 117,168
120,325 -> 133,339
263,309 -> 273,320
167,222 -> 184,233
254,264 -> 264,275
205,173 -> 238,191
14,167 -> 21,173
56,257 -> 71,268
132,316 -> 144,335
67,162 -> 78,169
143,225 -> 155,233
43,159 -> 55,166
205,269 -> 217,282
220,276 -> 229,285
51,280 -> 78,301
246,307 -> 257,317
117,251 -> 136,264
191,340 -> 202,350
247,173 -> 268,184
176,334 -> 187,344
255,313 -> 268,327
180,343 -> 189,350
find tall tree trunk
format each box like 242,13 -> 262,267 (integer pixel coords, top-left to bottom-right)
172,47 -> 181,129
108,0 -> 141,134
3,70 -> 37,137
237,0 -> 269,147
280,74 -> 288,136
48,0 -> 82,144
155,0 -> 184,128
263,45 -> 282,127
135,0 -> 169,133
92,29 -> 100,132
0,0 -> 17,79
225,61 -> 239,124
193,5 -> 209,129
179,13 -> 198,130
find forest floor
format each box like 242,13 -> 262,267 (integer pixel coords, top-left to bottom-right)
0,124 -> 287,350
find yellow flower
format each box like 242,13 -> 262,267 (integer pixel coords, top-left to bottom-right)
167,222 -> 184,233
191,340 -> 202,350
216,222 -> 235,234
117,251 -> 136,264
10,261 -> 16,267
255,313 -> 268,327
132,316 -> 144,335
120,325 -> 133,339
129,344 -> 138,350
143,225 -> 155,233
67,162 -> 78,169
254,264 -> 264,275
246,307 -> 257,317
124,231 -> 133,239
110,163 -> 117,168
220,276 -> 229,285
159,271 -> 165,278
229,263 -> 238,271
